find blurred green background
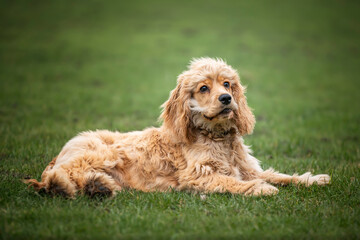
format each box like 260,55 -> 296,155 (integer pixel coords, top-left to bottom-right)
0,0 -> 359,239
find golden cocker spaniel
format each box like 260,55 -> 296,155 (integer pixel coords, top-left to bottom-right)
26,58 -> 330,197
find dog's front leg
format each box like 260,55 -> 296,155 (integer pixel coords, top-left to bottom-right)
183,174 -> 279,196
258,168 -> 330,186
239,146 -> 330,187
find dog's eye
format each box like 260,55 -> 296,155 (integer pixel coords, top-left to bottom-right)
223,82 -> 230,88
200,86 -> 209,93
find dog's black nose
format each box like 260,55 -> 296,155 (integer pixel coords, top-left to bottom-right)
218,94 -> 232,105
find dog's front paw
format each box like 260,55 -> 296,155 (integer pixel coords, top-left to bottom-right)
309,174 -> 331,186
245,180 -> 279,196
195,163 -> 214,176
299,172 -> 331,186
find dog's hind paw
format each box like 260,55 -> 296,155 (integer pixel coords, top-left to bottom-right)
85,180 -> 112,198
84,173 -> 120,198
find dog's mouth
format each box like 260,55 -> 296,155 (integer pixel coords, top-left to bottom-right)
203,108 -> 233,121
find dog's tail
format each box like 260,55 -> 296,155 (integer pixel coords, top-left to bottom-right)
23,178 -> 46,191
22,179 -> 46,191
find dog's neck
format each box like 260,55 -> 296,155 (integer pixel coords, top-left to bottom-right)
197,126 -> 237,141
191,112 -> 238,141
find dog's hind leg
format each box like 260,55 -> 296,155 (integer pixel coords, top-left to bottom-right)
56,155 -> 123,197
50,157 -> 122,198
25,131 -> 125,197
26,167 -> 122,198
26,158 -> 124,198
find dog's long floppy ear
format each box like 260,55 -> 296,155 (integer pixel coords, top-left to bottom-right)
160,74 -> 195,143
232,82 -> 256,135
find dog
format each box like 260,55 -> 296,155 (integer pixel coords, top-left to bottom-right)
25,57 -> 330,197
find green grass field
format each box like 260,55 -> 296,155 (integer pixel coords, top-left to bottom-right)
1,0 -> 359,239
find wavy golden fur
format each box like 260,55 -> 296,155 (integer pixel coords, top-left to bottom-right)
25,58 -> 330,197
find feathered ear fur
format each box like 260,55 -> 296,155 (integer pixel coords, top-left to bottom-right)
160,73 -> 195,143
232,83 -> 256,135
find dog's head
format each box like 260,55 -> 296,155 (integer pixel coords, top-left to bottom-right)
160,57 -> 255,142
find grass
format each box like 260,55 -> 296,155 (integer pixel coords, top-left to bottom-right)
0,0 -> 359,239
